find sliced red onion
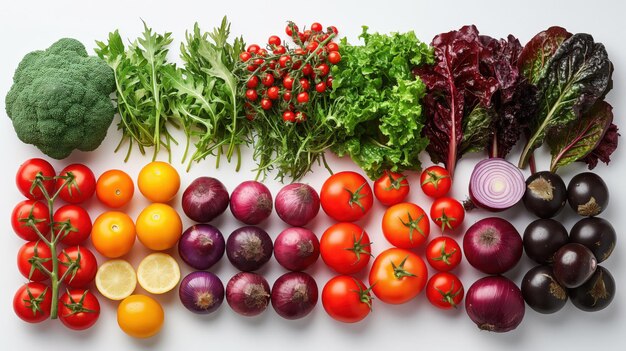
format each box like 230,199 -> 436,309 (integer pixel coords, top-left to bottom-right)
468,158 -> 525,211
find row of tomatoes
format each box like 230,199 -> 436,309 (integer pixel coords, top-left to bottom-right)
317,167 -> 467,322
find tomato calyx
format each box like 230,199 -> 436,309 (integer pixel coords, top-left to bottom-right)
54,219 -> 78,242
344,231 -> 373,265
421,170 -> 450,190
28,241 -> 52,279
436,280 -> 462,308
435,209 -> 457,232
351,278 -> 375,310
62,289 -> 96,316
399,211 -> 426,243
344,182 -> 369,212
431,239 -> 457,265
391,256 -> 417,279
383,172 -> 408,191
59,250 -> 82,283
23,285 -> 49,315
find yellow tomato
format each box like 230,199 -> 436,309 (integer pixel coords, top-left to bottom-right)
91,211 -> 136,258
96,169 -> 134,208
117,295 -> 164,338
137,161 -> 180,203
136,203 -> 182,251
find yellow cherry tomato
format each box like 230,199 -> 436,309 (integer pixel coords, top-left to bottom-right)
136,203 -> 182,251
91,211 -> 136,258
117,295 -> 164,338
137,161 -> 180,203
96,169 -> 134,208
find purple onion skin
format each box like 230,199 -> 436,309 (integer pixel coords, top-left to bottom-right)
463,217 -> 523,274
465,276 -> 525,333
179,271 -> 224,314
227,226 -> 273,272
182,177 -> 229,222
271,272 -> 318,320
178,224 -> 225,270
230,181 -> 273,225
226,272 -> 271,317
275,183 -> 320,227
274,227 -> 320,271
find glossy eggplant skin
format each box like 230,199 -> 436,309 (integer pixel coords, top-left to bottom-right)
567,172 -> 609,217
523,219 -> 569,264
522,265 -> 568,314
569,266 -> 615,312
523,172 -> 567,218
569,217 -> 616,263
553,243 -> 597,288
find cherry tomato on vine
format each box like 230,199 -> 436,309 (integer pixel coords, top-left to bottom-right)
311,22 -> 323,32
283,91 -> 292,101
315,82 -> 327,93
278,55 -> 291,68
268,35 -> 281,46
430,197 -> 465,232
420,166 -> 451,198
56,164 -> 96,204
285,23 -> 299,36
267,86 -> 280,100
426,272 -> 464,309
239,52 -> 251,62
326,42 -> 339,52
58,289 -> 100,330
17,241 -> 52,282
13,282 -> 51,323
328,51 -> 341,64
320,171 -> 373,222
322,276 -> 372,323
294,48 -> 306,56
330,26 -> 339,35
302,63 -> 313,76
96,170 -> 134,208
326,76 -> 334,89
299,78 -> 310,91
260,98 -> 272,110
247,44 -> 260,54
257,48 -> 268,57
253,58 -> 264,66
369,248 -> 428,305
283,111 -> 296,123
297,92 -> 309,104
373,171 -> 410,206
247,76 -> 259,89
16,158 -> 55,200
245,89 -> 258,101
306,41 -> 319,53
283,75 -> 295,90
261,74 -> 274,87
425,236 -> 462,271
58,246 -> 98,288
295,111 -> 307,122
53,205 -> 92,245
382,203 -> 430,249
273,45 -> 286,55
12,200 -> 50,241
316,63 -> 330,76
320,223 -> 372,275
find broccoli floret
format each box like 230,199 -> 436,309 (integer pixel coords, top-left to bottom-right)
5,38 -> 116,159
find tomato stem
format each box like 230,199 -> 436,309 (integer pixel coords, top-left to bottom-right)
391,256 -> 417,279
345,230 -> 373,264
399,212 -> 426,243
344,182 -> 368,212
421,170 -> 449,190
431,240 -> 457,265
434,208 -> 457,232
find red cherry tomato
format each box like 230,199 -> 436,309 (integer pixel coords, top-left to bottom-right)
239,52 -> 251,62
58,289 -> 100,330
285,23 -> 299,36
283,111 -> 296,123
295,111 -> 307,122
320,171 -> 373,222
420,166 -> 452,198
13,282 -> 51,323
326,42 -> 340,52
316,63 -> 330,76
268,35 -> 281,46
311,22 -> 323,32
56,164 -> 96,204
17,241 -> 52,282
283,91 -> 292,102
426,272 -> 464,309
53,205 -> 92,245
11,200 -> 50,241
315,82 -> 327,93
246,76 -> 259,89
298,78 -> 310,91
373,171 -> 410,206
261,74 -> 274,87
278,55 -> 291,68
246,89 -> 258,101
273,45 -> 286,55
57,246 -> 98,288
425,236 -> 462,272
328,51 -> 342,64
297,92 -> 309,104
247,44 -> 260,54
430,197 -> 465,232
267,86 -> 280,100
260,98 -> 272,110
302,64 -> 313,76
322,276 -> 371,323
16,158 -> 56,200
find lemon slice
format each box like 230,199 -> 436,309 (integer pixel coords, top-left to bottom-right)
137,253 -> 180,294
96,259 -> 137,300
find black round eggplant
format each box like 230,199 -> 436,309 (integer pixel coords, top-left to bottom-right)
569,266 -> 615,312
523,171 -> 567,218
569,217 -> 616,263
523,219 -> 569,264
522,265 -> 568,314
553,243 -> 597,288
567,172 -> 609,217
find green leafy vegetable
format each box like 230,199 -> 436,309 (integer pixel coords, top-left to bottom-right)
330,27 -> 433,179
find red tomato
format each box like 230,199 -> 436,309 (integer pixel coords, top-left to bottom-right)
246,76 -> 259,88
11,200 -> 50,241
426,272 -> 464,309
316,63 -> 330,76
320,171 -> 373,222
58,246 -> 97,288
285,23 -> 299,36
420,166 -> 451,198
53,205 -> 92,245
267,86 -> 280,100
16,158 -> 55,200
320,223 -> 372,274
261,74 -> 274,87
311,22 -> 323,32
369,248 -> 427,304
430,197 -> 465,232
298,78 -> 310,91
302,64 -> 313,76
273,45 -> 286,55
247,44 -> 260,54
295,111 -> 307,122
278,55 -> 291,68
296,92 -> 309,104
58,289 -> 100,330
17,241 -> 52,282
283,111 -> 296,123
373,171 -> 410,206
283,75 -> 295,90
13,282 -> 51,323
322,276 -> 371,323
328,51 -> 341,64
326,42 -> 340,52
268,35 -> 281,46
381,203 -> 430,249
239,52 -> 251,62
315,82 -> 327,93
246,89 -> 258,101
425,236 -> 462,272
56,164 -> 96,204
260,98 -> 272,110
306,41 -> 319,53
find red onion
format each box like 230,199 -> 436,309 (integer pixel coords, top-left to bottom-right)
182,177 -> 229,222
274,227 -> 320,271
275,183 -> 320,227
226,272 -> 271,317
179,271 -> 224,314
230,181 -> 273,225
271,272 -> 318,320
178,224 -> 225,270
226,226 -> 273,271
468,158 -> 525,211
465,276 -> 525,332
463,217 -> 522,274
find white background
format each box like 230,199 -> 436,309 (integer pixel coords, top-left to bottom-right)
1,0 -> 624,350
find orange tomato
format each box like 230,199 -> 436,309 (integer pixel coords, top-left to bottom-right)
369,248 -> 428,304
117,295 -> 164,338
382,202 -> 430,249
96,170 -> 134,208
91,212 -> 136,258
136,204 -> 182,251
137,162 -> 180,203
